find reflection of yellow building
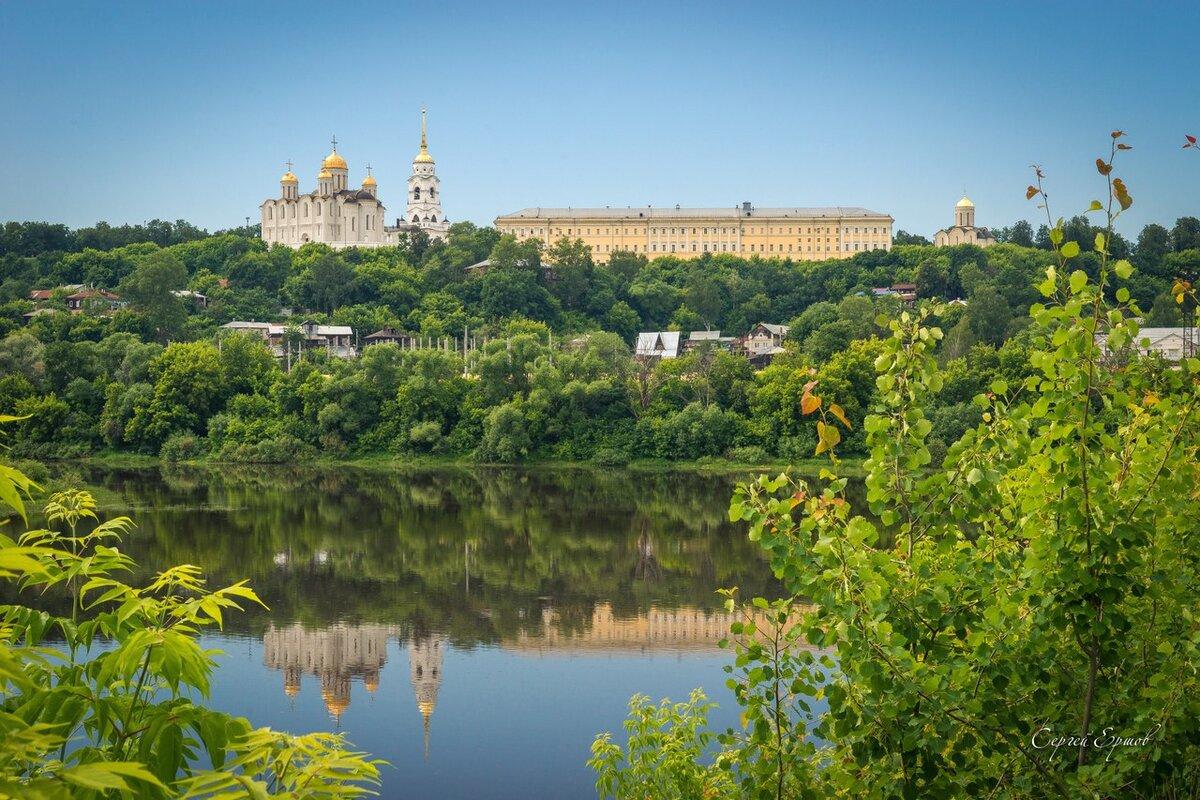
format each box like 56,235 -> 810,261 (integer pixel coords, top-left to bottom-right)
263,622 -> 392,721
508,603 -> 812,655
495,204 -> 893,263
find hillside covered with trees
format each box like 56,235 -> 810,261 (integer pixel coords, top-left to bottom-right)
1,214 -> 1198,464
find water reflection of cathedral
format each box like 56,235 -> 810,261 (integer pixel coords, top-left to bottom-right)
262,621 -> 443,747
261,605 -> 799,752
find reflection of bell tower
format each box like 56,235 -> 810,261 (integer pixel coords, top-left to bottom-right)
409,636 -> 445,759
283,665 -> 302,700
632,517 -> 661,582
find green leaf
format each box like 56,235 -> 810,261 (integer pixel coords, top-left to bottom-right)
1114,259 -> 1133,279
1061,241 -> 1081,259
61,762 -> 167,792
1069,270 -> 1088,294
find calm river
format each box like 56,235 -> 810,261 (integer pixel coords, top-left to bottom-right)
49,464 -> 784,799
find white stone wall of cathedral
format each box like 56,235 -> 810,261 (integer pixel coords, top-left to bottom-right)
261,192 -> 386,247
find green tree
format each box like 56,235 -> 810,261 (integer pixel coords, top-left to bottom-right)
125,341 -> 225,450
299,251 -> 354,312
478,267 -> 558,322
1008,219 -> 1035,247
1172,215 -> 1200,251
600,135 -> 1200,798
545,237 -> 594,311
1144,291 -> 1184,326
118,250 -> 187,341
965,283 -> 1011,345
1135,223 -> 1172,276
0,464 -> 382,797
685,274 -> 726,329
604,300 -> 642,343
892,230 -> 931,245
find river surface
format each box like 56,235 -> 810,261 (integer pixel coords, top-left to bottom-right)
47,464 -> 785,799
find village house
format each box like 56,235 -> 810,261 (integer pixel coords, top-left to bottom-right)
683,330 -> 739,353
221,320 -> 357,359
28,284 -> 83,302
868,283 -> 918,305
172,290 -> 209,309
21,308 -> 61,325
1097,327 -> 1196,364
635,331 -> 681,359
65,289 -> 125,314
362,327 -> 413,348
464,258 -> 557,281
742,322 -> 790,360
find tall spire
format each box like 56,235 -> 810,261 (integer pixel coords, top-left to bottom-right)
413,109 -> 435,164
422,706 -> 431,761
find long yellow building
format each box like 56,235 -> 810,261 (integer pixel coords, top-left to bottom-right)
494,202 -> 893,263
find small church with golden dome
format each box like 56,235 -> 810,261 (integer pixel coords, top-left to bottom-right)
934,195 -> 995,248
259,110 -> 449,249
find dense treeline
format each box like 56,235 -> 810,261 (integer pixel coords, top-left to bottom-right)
1,215 -> 1198,463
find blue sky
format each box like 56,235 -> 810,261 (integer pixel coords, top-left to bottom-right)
1,0 -> 1197,238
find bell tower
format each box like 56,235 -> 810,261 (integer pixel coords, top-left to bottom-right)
406,109 -> 445,228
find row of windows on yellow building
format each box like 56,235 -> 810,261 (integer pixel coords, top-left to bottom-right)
494,205 -> 893,262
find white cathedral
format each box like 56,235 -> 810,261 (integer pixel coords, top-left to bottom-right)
259,110 -> 449,249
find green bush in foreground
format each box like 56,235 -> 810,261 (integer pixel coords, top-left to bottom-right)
0,444 -> 382,797
594,137 -> 1200,798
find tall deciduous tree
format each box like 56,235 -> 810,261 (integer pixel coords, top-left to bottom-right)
119,249 -> 187,341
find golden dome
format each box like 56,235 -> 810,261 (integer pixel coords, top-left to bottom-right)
322,689 -> 350,717
418,700 -> 436,717
362,175 -> 377,187
284,681 -> 300,697
323,151 -> 348,170
318,169 -> 332,179
364,676 -> 379,692
280,171 -> 298,184
956,195 -> 975,208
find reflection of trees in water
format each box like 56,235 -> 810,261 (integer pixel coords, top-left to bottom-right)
55,464 -> 811,647
632,517 -> 660,583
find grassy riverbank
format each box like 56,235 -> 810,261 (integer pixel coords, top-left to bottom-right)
36,450 -> 864,477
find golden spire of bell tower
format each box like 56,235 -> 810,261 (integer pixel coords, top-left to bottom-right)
414,109 -> 434,164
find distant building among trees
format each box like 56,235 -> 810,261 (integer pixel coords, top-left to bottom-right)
934,195 -> 996,248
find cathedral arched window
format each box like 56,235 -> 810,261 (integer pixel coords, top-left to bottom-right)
413,186 -> 421,200
430,215 -> 437,223
412,215 -> 419,223
430,187 -> 435,198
